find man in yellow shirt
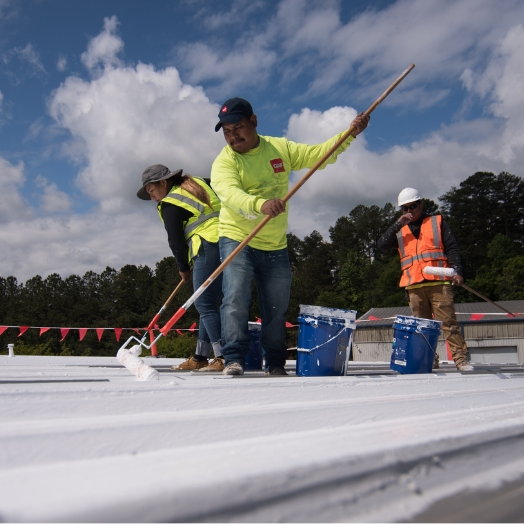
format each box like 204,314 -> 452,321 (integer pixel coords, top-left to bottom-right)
211,97 -> 369,375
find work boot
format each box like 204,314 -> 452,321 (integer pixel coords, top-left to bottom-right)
433,354 -> 440,370
265,367 -> 288,376
456,362 -> 474,372
223,362 -> 244,375
171,356 -> 208,371
198,357 -> 225,372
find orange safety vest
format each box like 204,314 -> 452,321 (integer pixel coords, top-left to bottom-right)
396,215 -> 450,287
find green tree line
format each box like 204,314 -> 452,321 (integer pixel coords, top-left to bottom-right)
1,172 -> 522,357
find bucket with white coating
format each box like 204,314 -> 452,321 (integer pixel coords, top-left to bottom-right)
296,305 -> 356,377
390,315 -> 441,374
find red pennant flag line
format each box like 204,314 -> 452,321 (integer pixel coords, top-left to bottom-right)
356,311 -> 522,323
17,326 -> 29,337
0,325 -> 211,342
0,311 -> 520,340
59,328 -> 69,342
0,322 -> 301,342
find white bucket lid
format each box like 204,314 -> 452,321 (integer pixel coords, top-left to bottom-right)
394,315 -> 442,329
299,304 -> 356,329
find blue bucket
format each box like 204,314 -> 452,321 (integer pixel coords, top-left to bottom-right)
390,315 -> 442,374
245,322 -> 263,370
296,305 -> 356,377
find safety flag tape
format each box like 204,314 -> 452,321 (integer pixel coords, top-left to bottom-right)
356,311 -> 522,322
0,312 -> 520,342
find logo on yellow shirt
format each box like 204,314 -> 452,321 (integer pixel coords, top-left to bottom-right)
270,158 -> 285,173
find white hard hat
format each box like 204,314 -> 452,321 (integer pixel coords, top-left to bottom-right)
397,187 -> 421,207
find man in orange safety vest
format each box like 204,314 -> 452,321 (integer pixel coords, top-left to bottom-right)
378,187 -> 473,372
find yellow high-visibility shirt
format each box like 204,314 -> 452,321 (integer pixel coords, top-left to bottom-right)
211,131 -> 355,250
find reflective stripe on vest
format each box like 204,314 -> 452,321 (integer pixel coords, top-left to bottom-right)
396,215 -> 450,287
184,210 -> 219,237
168,192 -> 206,215
158,177 -> 220,262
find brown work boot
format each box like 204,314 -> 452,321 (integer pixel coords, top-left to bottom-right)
198,357 -> 225,372
456,362 -> 474,372
171,356 -> 208,371
433,354 -> 440,370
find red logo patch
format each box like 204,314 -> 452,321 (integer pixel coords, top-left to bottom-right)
221,106 -> 228,113
270,158 -> 285,173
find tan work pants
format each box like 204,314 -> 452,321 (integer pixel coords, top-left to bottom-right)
407,284 -> 469,366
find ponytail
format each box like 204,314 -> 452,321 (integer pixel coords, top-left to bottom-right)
166,172 -> 213,209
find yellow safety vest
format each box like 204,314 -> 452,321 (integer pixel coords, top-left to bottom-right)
158,177 -> 220,262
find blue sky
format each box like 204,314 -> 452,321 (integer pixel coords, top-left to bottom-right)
1,0 -> 523,282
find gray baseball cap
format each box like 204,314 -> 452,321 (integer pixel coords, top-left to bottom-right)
137,164 -> 183,200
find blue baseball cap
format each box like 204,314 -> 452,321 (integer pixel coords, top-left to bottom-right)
215,97 -> 254,132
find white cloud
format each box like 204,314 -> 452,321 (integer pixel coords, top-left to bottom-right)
0,210 -> 169,281
49,62 -> 224,213
56,55 -> 67,72
17,43 -> 45,73
0,157 -> 33,224
199,0 -> 267,31
1,18 -> 226,281
81,16 -> 124,74
174,0 -> 524,109
287,119 -> 504,240
1,43 -> 46,84
481,24 -> 524,164
286,19 -> 524,239
0,17 -> 227,281
35,176 -> 73,214
0,0 -> 16,20
176,41 -> 277,96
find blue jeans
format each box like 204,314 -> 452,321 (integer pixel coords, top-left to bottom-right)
193,239 -> 222,357
219,237 -> 291,370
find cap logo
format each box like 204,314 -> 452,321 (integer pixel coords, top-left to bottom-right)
221,106 -> 228,113
270,158 -> 285,173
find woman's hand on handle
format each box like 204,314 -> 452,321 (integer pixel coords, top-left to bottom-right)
179,270 -> 192,283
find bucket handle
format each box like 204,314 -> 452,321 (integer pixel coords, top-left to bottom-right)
416,329 -> 438,358
296,325 -> 348,353
342,332 -> 354,377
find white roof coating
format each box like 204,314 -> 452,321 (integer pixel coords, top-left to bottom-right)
1,355 -> 524,522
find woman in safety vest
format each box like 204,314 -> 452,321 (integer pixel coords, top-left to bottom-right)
137,164 -> 223,372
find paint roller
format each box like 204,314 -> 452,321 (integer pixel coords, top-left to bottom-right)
423,266 -> 516,317
423,267 -> 457,278
116,344 -> 159,381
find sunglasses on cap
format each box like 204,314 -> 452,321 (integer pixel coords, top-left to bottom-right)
401,201 -> 420,212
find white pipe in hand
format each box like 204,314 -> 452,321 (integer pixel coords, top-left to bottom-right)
423,266 -> 457,277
